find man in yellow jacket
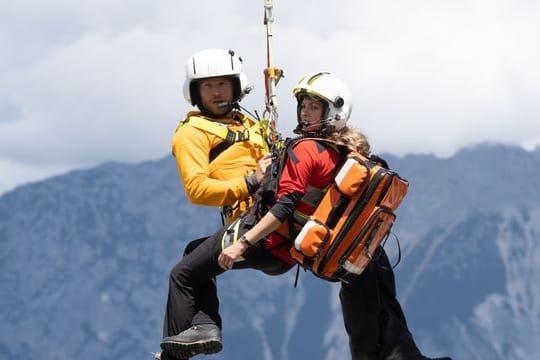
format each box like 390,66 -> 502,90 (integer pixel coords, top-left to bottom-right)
172,48 -> 271,223
156,49 -> 272,360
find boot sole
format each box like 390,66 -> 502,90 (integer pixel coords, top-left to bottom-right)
161,338 -> 222,358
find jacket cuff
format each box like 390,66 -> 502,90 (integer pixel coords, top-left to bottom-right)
244,174 -> 261,195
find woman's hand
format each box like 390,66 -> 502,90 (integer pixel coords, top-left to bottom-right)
218,212 -> 281,271
218,241 -> 248,270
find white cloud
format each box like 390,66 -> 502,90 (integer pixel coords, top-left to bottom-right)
0,158 -> 70,194
1,0 -> 539,195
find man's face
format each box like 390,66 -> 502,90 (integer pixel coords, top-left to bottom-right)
198,76 -> 234,116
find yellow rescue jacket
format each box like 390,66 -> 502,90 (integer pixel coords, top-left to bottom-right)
171,111 -> 268,223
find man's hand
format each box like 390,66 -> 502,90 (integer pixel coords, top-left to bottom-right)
255,153 -> 273,183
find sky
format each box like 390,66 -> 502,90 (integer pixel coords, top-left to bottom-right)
1,0 -> 539,195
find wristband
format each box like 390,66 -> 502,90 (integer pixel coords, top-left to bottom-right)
239,235 -> 253,247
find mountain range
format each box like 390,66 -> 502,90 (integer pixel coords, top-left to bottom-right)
1,143 -> 539,359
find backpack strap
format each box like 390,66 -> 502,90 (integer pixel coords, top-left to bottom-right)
258,136 -> 343,212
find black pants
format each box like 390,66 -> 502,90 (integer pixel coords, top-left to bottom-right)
340,249 -> 423,360
163,229 -> 292,338
163,233 -> 423,359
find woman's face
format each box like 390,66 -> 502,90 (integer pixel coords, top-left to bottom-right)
299,97 -> 325,133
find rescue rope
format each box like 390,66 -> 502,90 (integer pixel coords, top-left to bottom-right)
262,0 -> 284,150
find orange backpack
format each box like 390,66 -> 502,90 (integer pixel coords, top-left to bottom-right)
290,149 -> 409,282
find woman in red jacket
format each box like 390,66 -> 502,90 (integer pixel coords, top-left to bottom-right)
159,72 -> 450,360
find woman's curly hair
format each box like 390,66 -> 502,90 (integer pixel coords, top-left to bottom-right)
327,126 -> 370,156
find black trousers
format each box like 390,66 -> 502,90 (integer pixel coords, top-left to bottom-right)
163,229 -> 292,338
340,249 -> 423,360
163,232 -> 423,359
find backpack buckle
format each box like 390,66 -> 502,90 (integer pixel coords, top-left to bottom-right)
225,129 -> 250,143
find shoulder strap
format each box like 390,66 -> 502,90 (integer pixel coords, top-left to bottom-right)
252,137 -> 343,220
290,138 -> 345,162
209,141 -> 233,163
183,115 -> 267,148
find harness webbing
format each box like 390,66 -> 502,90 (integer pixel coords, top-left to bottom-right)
183,116 -> 267,148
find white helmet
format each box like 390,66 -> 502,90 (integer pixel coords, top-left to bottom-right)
183,48 -> 251,107
293,72 -> 352,134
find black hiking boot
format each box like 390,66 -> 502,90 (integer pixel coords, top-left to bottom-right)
160,324 -> 222,359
